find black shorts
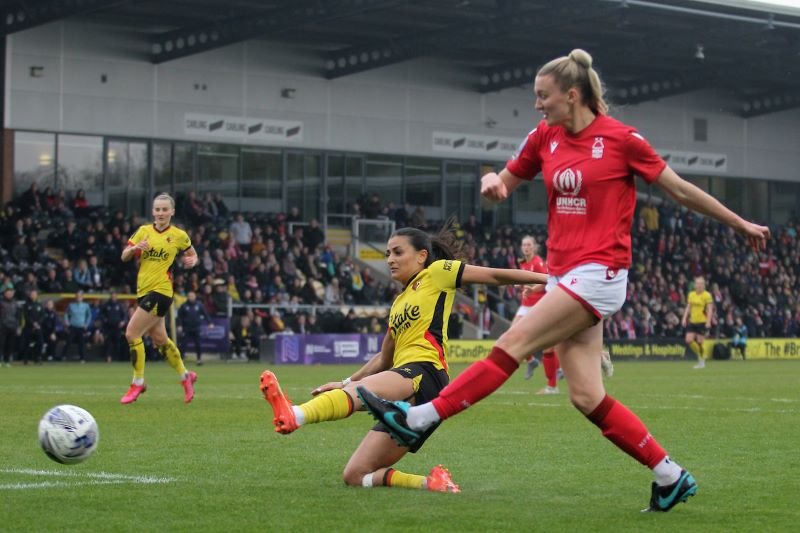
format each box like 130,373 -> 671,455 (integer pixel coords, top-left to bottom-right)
137,292 -> 173,318
371,361 -> 449,453
686,323 -> 707,335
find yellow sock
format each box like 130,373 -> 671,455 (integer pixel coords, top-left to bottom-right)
159,339 -> 187,375
129,339 -> 145,380
689,341 -> 702,358
385,469 -> 425,490
298,389 -> 353,424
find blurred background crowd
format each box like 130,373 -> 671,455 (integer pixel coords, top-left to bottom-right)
1,184 -> 798,364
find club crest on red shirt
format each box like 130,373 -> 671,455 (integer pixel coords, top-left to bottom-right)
592,137 -> 605,159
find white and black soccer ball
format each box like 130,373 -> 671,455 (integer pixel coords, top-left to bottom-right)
38,405 -> 99,465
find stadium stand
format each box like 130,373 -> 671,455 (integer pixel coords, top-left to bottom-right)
1,187 -> 798,363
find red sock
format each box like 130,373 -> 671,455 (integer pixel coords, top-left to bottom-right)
432,346 -> 519,420
542,351 -> 559,387
586,394 -> 667,468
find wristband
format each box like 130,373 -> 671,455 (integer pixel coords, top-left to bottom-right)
341,377 -> 352,387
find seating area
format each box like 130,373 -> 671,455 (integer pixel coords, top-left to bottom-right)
2,187 -> 799,343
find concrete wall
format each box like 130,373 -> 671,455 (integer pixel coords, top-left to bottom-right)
6,21 -> 800,182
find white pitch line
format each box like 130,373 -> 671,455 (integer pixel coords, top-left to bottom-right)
0,468 -> 176,487
1,480 -> 129,490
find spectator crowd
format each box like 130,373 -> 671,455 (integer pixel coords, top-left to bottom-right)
0,183 -> 798,364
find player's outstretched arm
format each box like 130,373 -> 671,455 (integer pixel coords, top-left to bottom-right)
462,264 -> 547,287
656,166 -> 770,250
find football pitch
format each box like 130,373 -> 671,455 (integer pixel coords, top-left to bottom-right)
2,359 -> 798,532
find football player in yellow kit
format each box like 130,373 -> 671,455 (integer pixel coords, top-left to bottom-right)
120,193 -> 199,404
259,225 -> 546,492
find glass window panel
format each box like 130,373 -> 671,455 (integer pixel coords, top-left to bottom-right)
13,131 -> 55,196
106,140 -> 128,188
346,157 -> 363,177
479,163 -> 512,227
326,155 -> 345,215
345,156 -> 364,213
153,142 -> 172,191
495,197 -> 513,226
107,141 -> 147,188
303,154 -> 321,221
286,153 -> 322,220
128,143 -> 147,190
366,155 -> 401,209
127,190 -> 149,219
769,180 -> 799,225
709,176 -> 743,215
106,140 -> 148,216
405,157 -> 441,208
241,148 -> 282,200
57,134 -> 103,192
198,143 -> 239,196
742,180 -> 769,223
287,153 -> 303,216
173,143 -> 195,194
445,161 -> 477,221
513,178 -> 547,213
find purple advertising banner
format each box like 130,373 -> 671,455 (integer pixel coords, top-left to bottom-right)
197,317 -> 230,353
275,334 -> 385,365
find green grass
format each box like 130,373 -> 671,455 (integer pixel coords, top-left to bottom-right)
1,359 -> 798,532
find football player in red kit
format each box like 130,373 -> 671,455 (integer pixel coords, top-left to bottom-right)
359,48 -> 769,512
514,235 -> 561,393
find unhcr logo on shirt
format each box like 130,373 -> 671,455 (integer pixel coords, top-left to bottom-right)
553,168 -> 587,215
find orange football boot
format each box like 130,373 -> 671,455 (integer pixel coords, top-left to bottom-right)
426,465 -> 461,493
259,370 -> 298,434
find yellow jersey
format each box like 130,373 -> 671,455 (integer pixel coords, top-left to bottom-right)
128,224 -> 192,298
389,259 -> 464,373
687,290 -> 713,324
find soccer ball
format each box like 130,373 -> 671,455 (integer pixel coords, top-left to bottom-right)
38,405 -> 99,465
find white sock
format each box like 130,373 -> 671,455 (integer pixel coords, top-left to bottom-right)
653,456 -> 682,486
361,472 -> 374,488
133,378 -> 144,386
406,403 -> 440,431
292,406 -> 305,426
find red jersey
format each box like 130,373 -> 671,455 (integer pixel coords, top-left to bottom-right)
519,255 -> 547,307
507,115 -> 665,275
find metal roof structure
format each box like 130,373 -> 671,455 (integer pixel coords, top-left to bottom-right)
3,0 -> 800,117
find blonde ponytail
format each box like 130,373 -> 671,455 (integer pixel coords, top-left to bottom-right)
539,48 -> 608,115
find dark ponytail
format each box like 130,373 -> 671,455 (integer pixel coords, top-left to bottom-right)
393,217 -> 465,267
